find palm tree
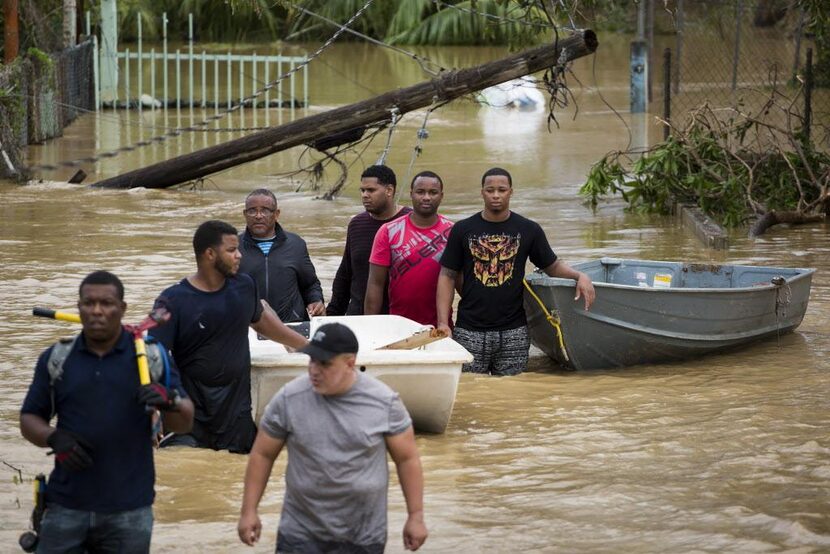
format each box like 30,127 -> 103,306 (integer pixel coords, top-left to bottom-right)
283,0 -> 550,46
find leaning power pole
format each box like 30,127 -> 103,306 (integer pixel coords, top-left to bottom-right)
93,30 -> 598,190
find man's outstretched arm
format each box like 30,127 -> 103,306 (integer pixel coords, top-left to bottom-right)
542,260 -> 596,310
252,300 -> 309,350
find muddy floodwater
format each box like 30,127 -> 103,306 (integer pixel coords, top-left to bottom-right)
1,36 -> 828,552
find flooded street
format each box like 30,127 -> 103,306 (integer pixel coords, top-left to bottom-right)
1,36 -> 829,552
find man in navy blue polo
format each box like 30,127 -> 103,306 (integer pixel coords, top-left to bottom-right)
20,271 -> 194,553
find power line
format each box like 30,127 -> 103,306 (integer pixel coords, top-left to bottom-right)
431,0 -> 562,30
27,0 -> 376,174
286,1 -> 446,76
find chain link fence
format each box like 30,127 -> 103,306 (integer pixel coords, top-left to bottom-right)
0,39 -> 94,178
648,0 -> 829,147
55,40 -> 95,128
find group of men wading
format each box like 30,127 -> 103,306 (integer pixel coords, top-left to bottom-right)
20,165 -> 594,553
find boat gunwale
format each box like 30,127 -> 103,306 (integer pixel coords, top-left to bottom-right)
251,346 -> 474,367
251,355 -> 473,368
526,263 -> 815,294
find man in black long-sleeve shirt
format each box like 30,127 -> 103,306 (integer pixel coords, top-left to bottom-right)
326,165 -> 411,316
239,189 -> 325,322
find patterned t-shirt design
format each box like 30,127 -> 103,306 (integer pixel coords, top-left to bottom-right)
386,217 -> 452,279
468,232 -> 521,287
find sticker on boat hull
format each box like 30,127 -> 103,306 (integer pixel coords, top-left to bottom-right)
653,273 -> 673,288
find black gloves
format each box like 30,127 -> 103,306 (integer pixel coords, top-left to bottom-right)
46,429 -> 93,471
138,383 -> 180,411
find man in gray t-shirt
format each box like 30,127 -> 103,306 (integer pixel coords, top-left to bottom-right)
238,322 -> 428,553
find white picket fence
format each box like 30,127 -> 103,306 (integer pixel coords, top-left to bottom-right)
89,12 -> 309,112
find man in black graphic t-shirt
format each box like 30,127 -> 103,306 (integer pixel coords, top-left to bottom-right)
437,167 -> 595,376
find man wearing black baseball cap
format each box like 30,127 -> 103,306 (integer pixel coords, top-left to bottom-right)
239,323 -> 429,552
298,323 -> 360,395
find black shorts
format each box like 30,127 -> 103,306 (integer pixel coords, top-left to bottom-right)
277,533 -> 385,554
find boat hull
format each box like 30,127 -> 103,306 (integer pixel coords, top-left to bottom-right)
524,258 -> 815,370
250,315 -> 473,433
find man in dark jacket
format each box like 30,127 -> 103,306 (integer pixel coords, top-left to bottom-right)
239,189 -> 325,323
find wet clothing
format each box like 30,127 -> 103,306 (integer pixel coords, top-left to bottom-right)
36,504 -> 153,554
150,275 -> 263,453
260,373 -> 411,549
369,213 -> 454,327
441,211 -> 557,331
239,225 -> 324,323
21,330 -> 186,513
276,534 -> 384,554
326,207 -> 412,316
453,325 -> 531,376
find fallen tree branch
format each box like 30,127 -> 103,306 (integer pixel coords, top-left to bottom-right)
749,210 -> 825,237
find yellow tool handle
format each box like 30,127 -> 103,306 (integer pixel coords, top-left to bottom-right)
134,337 -> 152,385
33,307 -> 81,324
34,306 -> 151,385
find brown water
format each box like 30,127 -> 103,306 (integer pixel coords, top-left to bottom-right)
1,36 -> 829,552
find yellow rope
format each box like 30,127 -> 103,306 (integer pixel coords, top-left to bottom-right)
523,279 -> 569,362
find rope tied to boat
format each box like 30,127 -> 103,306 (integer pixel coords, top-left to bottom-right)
771,276 -> 792,346
522,279 -> 569,362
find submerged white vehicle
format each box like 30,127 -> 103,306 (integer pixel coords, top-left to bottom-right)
249,315 -> 473,433
476,76 -> 546,109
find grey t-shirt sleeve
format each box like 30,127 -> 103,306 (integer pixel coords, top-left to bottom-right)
386,393 -> 412,436
260,388 -> 289,439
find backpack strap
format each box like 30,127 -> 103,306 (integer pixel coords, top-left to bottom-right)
45,336 -> 78,420
143,339 -> 167,385
44,335 -> 169,420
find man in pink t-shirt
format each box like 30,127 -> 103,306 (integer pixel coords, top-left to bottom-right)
365,171 -> 453,327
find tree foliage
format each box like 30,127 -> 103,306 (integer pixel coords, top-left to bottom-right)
282,0 -> 551,46
581,97 -> 830,234
107,0 -> 556,46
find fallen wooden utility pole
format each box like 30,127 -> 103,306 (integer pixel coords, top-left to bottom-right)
93,30 -> 598,190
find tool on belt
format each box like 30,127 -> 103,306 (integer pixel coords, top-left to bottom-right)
18,474 -> 46,552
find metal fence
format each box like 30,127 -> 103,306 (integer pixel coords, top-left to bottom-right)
28,40 -> 95,143
93,12 -> 309,112
647,0 -> 829,145
0,39 -> 95,177
55,40 -> 96,126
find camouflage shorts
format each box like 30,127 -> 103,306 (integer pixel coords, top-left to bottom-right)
453,326 -> 530,376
